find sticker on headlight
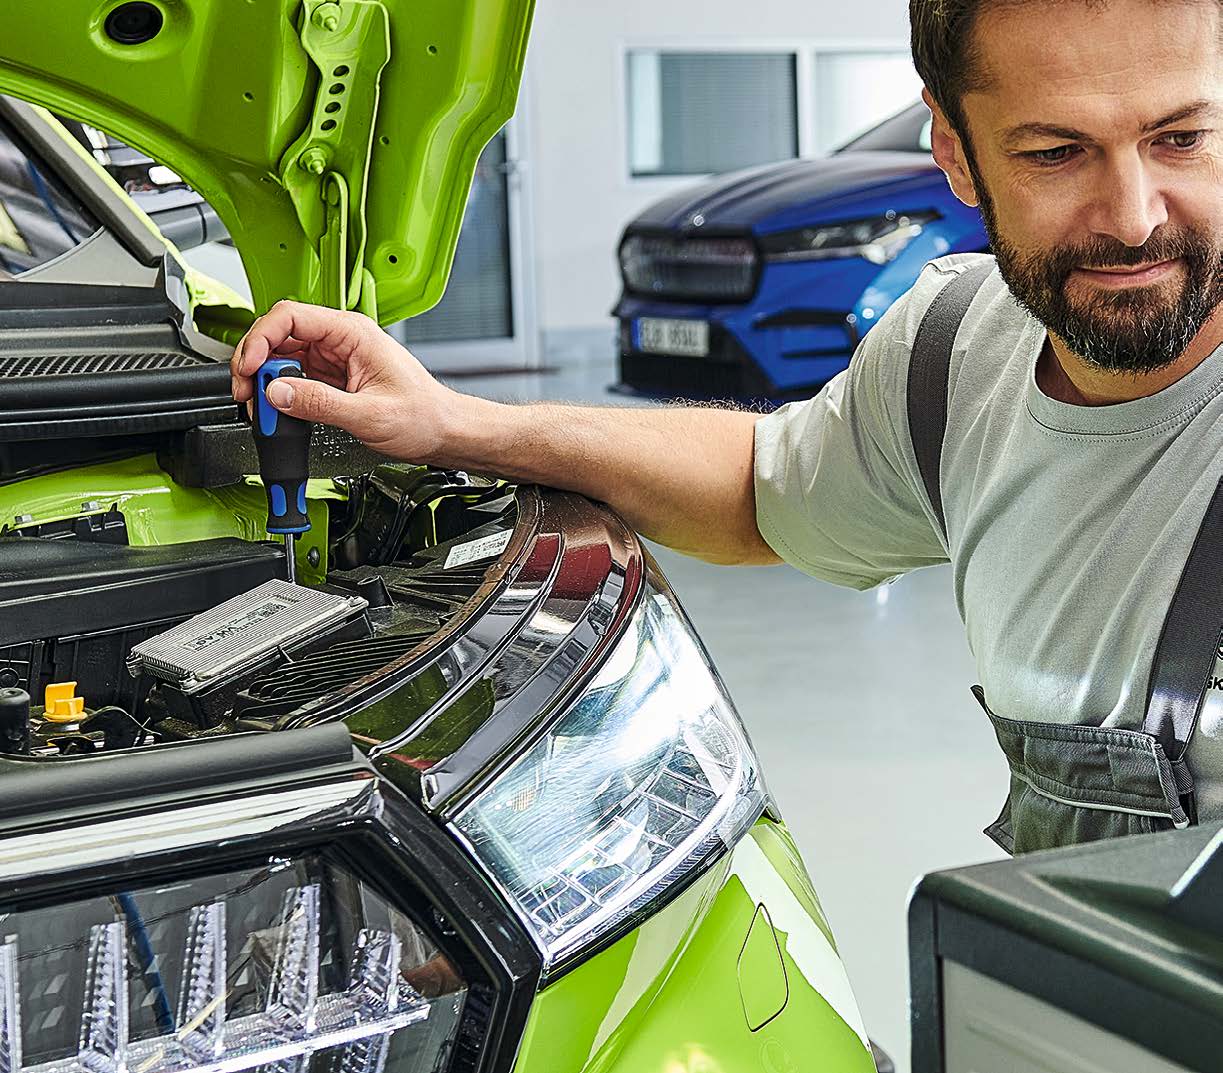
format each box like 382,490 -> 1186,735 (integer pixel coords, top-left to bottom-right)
443,529 -> 513,569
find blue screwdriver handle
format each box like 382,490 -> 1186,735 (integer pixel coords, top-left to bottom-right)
252,359 -> 312,535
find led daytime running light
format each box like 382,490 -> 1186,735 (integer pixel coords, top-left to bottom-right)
0,886 -> 430,1073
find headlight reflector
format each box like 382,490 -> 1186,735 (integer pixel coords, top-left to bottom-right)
453,583 -> 765,966
760,211 -> 939,265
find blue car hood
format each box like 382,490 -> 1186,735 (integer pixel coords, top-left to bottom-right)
630,151 -> 946,234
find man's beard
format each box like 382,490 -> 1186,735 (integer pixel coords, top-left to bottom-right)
975,183 -> 1223,375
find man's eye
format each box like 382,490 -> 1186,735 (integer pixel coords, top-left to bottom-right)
1160,130 -> 1206,150
1024,145 -> 1079,166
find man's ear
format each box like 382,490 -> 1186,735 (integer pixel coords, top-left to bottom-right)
923,88 -> 980,208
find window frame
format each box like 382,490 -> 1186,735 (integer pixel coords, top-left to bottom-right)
618,37 -> 916,189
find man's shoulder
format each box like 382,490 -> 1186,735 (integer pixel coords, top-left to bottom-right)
851,254 -> 999,377
844,252 -> 1030,448
854,253 -> 1023,375
892,252 -> 1000,340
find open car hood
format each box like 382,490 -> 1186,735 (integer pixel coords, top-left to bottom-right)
0,0 -> 533,325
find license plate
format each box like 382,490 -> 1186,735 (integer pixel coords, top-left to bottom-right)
637,318 -> 710,358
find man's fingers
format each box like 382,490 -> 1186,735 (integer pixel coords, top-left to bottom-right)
265,375 -> 363,432
232,300 -> 369,378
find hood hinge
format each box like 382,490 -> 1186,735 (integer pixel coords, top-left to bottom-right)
279,0 -> 390,317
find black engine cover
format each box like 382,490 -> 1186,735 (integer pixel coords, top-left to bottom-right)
0,537 -> 285,710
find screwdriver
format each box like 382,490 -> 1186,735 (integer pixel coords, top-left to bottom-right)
253,358 -> 312,584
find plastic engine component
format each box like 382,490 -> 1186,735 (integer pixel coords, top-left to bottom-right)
0,687 -> 29,754
128,580 -> 368,694
0,536 -> 286,649
155,609 -> 374,729
234,630 -> 427,723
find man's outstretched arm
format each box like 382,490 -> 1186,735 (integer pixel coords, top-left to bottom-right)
231,301 -> 781,567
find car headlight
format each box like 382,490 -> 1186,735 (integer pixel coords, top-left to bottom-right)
452,580 -> 765,968
760,210 -> 939,266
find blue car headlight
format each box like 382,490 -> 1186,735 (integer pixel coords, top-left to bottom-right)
451,581 -> 765,967
760,210 -> 939,266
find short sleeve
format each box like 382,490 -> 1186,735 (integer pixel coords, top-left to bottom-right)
752,262 -> 969,589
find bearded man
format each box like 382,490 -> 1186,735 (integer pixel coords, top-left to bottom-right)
232,0 -> 1223,854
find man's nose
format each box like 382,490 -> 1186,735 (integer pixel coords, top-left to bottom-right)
1087,151 -> 1169,249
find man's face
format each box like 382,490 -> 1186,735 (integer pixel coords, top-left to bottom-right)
938,0 -> 1223,374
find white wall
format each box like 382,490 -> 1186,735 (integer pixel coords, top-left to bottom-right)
521,0 -> 913,345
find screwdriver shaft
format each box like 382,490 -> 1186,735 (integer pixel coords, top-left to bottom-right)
285,533 -> 297,584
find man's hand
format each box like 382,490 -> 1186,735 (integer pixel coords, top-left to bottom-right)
230,300 -> 454,460
231,299 -> 779,566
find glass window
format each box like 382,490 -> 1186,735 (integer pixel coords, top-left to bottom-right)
838,102 -> 933,155
397,131 -> 514,344
71,118 -> 252,300
0,119 -> 98,276
627,51 -> 798,177
813,51 -> 925,154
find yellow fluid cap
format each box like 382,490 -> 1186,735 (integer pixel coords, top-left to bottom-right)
44,682 -> 84,723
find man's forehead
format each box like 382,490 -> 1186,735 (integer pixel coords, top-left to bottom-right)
965,0 -> 1222,136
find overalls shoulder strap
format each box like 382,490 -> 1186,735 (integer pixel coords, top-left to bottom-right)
905,258 -> 996,543
1143,477 -> 1223,817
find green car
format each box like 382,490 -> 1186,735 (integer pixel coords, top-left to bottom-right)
0,4 -> 875,1072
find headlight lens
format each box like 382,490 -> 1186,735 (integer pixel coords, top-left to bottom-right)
760,211 -> 939,265
452,582 -> 765,967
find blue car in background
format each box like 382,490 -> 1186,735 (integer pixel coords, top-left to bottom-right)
613,103 -> 989,402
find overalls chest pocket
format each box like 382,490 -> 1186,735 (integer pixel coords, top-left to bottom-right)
969,473 -> 1223,854
973,687 -> 1191,855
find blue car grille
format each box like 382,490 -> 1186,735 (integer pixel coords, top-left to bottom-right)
619,234 -> 758,302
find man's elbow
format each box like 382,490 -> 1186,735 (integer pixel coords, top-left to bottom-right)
697,528 -> 784,567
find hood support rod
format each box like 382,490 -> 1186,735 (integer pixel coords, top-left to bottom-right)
279,0 -> 391,317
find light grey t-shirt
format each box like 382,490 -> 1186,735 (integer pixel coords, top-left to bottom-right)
754,253 -> 1223,819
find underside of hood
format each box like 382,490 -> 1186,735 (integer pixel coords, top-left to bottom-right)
0,0 -> 534,325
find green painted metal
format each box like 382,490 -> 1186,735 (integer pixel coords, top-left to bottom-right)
738,904 -> 789,1031
0,0 -> 534,324
512,820 -> 876,1073
281,0 -> 390,314
0,455 -> 335,585
752,812 -> 839,952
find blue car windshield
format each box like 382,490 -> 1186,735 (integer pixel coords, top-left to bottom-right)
837,103 -> 933,154
0,115 -> 98,277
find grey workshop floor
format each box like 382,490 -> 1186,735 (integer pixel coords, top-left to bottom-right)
443,351 -> 1010,1072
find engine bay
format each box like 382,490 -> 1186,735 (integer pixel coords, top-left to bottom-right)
0,462 -> 518,757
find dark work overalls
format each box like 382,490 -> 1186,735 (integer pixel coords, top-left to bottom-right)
907,261 -> 1216,854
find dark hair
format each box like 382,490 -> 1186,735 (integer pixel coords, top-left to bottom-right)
909,0 -> 996,136
911,0 -> 1217,138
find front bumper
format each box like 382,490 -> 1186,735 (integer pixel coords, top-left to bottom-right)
0,725 -> 871,1073
614,256 -> 881,403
